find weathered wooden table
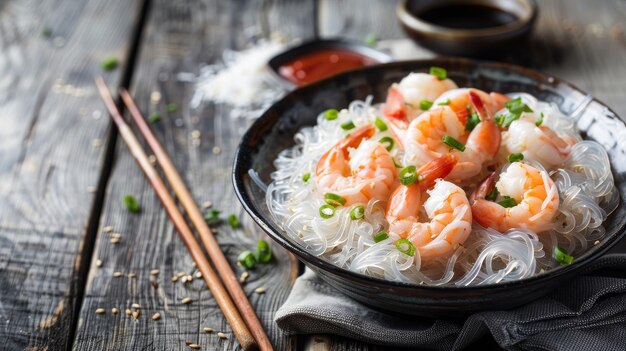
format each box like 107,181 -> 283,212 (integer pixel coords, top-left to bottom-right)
1,0 -> 626,350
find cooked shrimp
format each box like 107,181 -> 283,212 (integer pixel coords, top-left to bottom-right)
503,114 -> 576,169
471,162 -> 559,233
382,73 -> 457,142
403,99 -> 501,181
316,124 -> 396,205
386,154 -> 472,259
433,88 -> 509,124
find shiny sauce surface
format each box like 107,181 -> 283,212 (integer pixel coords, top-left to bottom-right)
278,49 -> 377,86
417,4 -> 518,29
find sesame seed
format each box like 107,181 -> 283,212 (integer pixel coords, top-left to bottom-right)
103,226 -> 113,233
177,272 -> 186,277
254,287 -> 266,294
95,259 -> 103,268
186,275 -> 193,282
594,240 -> 600,245
113,272 -> 122,277
150,91 -> 162,104
239,271 -> 249,283
128,272 -> 136,278
132,310 -> 140,319
189,344 -> 201,350
181,276 -> 189,283
95,308 -> 106,314
87,186 -> 97,193
150,269 -> 160,276
212,146 -> 221,155
110,236 -> 121,244
191,130 -> 201,138
125,308 -> 132,316
202,201 -> 212,209
132,303 -> 140,309
203,327 -> 213,333
171,275 -> 179,282
112,308 -> 119,314
148,155 -> 157,165
217,332 -> 227,339
152,312 -> 161,321
181,297 -> 193,304
194,271 -> 202,278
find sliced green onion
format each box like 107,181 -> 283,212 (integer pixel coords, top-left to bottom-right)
498,196 -> 517,208
502,113 -> 521,127
395,238 -> 416,256
365,34 -> 378,47
419,100 -> 433,110
399,165 -> 418,186
324,193 -> 346,207
485,187 -> 499,201
442,135 -> 465,151
148,112 -> 161,124
392,157 -> 403,168
437,99 -> 451,106
123,195 -> 140,213
508,153 -> 524,162
465,112 -> 480,132
379,136 -> 394,151
256,240 -> 272,263
374,117 -> 388,132
325,109 -> 339,121
319,204 -> 336,218
495,114 -> 505,126
41,26 -> 52,38
228,214 -> 240,229
166,103 -> 177,112
302,173 -> 311,183
505,97 -> 533,115
341,120 -> 356,130
350,206 -> 365,220
429,66 -> 447,80
238,250 -> 257,269
101,56 -> 119,71
205,209 -> 222,226
373,230 -> 389,243
553,245 -> 574,265
536,113 -> 544,126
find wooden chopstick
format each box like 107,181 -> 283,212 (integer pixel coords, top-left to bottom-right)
95,77 -> 258,351
120,89 -> 274,351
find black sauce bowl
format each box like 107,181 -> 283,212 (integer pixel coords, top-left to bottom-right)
233,58 -> 626,317
397,0 -> 538,57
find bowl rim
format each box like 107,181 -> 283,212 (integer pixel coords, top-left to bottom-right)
396,0 -> 538,40
233,57 -> 626,292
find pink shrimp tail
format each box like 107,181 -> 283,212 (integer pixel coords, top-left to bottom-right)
316,124 -> 375,176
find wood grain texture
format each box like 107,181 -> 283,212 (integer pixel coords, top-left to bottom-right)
318,0 -> 404,40
0,0 -> 142,349
72,0 -> 315,350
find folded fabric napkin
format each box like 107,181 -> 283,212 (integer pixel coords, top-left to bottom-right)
275,254 -> 626,350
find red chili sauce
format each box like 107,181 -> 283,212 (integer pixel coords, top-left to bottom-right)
278,49 -> 378,86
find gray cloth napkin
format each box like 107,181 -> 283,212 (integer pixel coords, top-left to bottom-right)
275,254 -> 626,350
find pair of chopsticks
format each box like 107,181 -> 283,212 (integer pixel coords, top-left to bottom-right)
95,77 -> 272,351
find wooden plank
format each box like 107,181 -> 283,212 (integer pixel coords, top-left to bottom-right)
72,0 -> 316,350
318,0 -> 405,41
0,0 -> 143,350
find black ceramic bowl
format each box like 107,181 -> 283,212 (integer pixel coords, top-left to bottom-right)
233,58 -> 626,317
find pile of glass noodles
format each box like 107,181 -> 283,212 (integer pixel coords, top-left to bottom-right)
265,67 -> 619,286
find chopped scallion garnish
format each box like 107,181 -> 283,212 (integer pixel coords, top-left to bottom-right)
553,245 -> 574,265
379,136 -> 394,151
399,165 -> 418,186
429,66 -> 447,80
350,206 -> 365,220
238,250 -> 257,269
123,195 -> 141,213
324,193 -> 346,207
495,114 -> 504,126
536,113 -> 544,126
148,112 -> 161,124
325,109 -> 339,121
395,238 -> 416,256
166,103 -> 177,113
392,157 -> 403,168
319,204 -> 335,219
437,99 -> 451,106
365,34 -> 378,47
205,209 -> 222,226
101,56 -> 119,71
485,187 -> 499,201
228,214 -> 240,229
256,240 -> 272,263
505,97 -> 533,115
373,230 -> 389,243
374,117 -> 388,132
465,112 -> 480,131
442,135 -> 465,151
498,196 -> 517,208
341,120 -> 356,130
508,153 -> 524,162
302,173 -> 311,183
419,100 -> 433,110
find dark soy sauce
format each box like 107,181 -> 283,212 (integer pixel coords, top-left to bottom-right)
417,4 -> 518,29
